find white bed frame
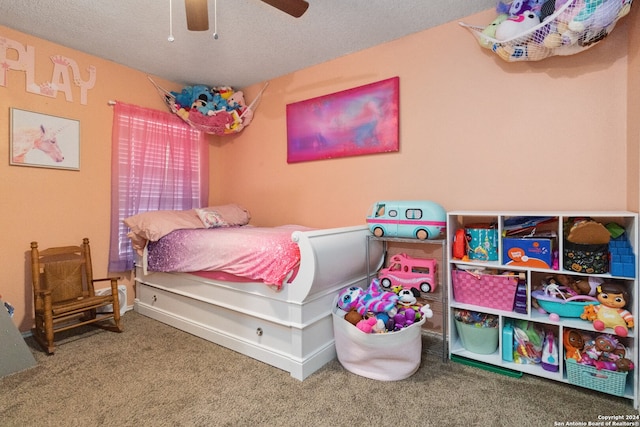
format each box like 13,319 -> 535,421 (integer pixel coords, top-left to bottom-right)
134,225 -> 383,380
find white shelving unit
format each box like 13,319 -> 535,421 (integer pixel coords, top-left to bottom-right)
446,211 -> 638,408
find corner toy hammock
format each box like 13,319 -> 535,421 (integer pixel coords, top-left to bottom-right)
459,0 -> 633,62
149,77 -> 268,136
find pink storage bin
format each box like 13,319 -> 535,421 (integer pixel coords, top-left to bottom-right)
451,269 -> 518,311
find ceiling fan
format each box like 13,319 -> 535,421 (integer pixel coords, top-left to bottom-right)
185,0 -> 309,31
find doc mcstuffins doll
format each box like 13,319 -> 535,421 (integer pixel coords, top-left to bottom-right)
581,282 -> 634,337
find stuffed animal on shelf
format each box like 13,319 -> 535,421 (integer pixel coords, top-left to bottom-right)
580,334 -> 635,372
581,282 -> 634,337
563,328 -> 585,361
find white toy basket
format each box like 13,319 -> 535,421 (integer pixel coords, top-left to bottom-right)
460,0 -> 633,62
332,296 -> 426,381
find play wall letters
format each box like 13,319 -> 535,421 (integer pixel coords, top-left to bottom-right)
0,36 -> 96,105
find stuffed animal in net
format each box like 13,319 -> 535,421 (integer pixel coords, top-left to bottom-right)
478,14 -> 508,49
495,10 -> 541,41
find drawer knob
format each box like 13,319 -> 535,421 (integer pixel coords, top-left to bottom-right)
256,327 -> 263,336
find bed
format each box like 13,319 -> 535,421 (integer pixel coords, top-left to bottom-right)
127,205 -> 384,380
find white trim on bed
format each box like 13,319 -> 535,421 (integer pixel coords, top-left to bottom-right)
134,225 -> 384,380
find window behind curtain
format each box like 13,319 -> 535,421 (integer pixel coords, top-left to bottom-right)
108,102 -> 208,271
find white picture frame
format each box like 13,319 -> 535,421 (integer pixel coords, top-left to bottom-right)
10,108 -> 80,171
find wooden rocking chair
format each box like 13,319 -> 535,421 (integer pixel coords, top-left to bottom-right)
30,238 -> 123,354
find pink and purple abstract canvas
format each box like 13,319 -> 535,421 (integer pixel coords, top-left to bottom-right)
286,77 -> 399,163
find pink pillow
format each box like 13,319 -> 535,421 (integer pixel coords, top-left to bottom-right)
124,209 -> 204,242
195,204 -> 251,228
124,204 -> 251,247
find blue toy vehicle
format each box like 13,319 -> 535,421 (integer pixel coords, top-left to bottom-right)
366,200 -> 446,240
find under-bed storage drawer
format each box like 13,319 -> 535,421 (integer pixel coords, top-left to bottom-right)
136,282 -> 334,360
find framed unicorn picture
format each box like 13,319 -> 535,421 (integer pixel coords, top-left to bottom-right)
10,108 -> 80,170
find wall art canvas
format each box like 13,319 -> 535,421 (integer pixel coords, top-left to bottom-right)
286,77 -> 399,163
10,108 -> 80,170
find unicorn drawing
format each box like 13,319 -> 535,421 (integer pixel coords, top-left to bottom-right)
12,125 -> 65,164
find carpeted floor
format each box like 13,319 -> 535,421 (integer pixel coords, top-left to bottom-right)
1,311 -> 637,427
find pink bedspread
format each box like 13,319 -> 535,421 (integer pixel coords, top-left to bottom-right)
146,225 -> 311,289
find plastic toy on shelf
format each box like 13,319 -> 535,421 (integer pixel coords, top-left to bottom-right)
366,200 -> 446,240
378,253 -> 438,293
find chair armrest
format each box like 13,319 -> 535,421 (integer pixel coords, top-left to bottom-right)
92,277 -> 121,283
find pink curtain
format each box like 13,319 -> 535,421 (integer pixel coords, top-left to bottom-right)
108,102 -> 208,272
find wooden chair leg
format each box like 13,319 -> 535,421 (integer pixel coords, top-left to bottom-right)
107,278 -> 123,332
43,294 -> 55,354
32,316 -> 55,354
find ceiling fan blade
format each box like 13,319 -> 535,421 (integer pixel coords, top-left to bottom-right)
260,0 -> 309,18
185,0 -> 209,31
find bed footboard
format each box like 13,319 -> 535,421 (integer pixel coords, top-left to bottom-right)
289,225 -> 383,303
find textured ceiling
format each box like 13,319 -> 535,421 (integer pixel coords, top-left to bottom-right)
0,0 -> 495,88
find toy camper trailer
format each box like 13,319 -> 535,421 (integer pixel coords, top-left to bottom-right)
366,200 -> 446,240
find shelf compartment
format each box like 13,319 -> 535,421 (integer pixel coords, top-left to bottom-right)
502,215 -> 559,270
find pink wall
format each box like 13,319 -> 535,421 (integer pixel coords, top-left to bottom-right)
1,8 -> 638,332
211,10 -> 635,228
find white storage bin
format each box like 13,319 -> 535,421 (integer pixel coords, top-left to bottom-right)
95,284 -> 127,317
332,300 -> 425,381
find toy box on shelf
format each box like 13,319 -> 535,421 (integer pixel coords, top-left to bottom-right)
564,329 -> 634,397
453,309 -> 499,355
450,268 -> 523,312
447,211 -> 638,407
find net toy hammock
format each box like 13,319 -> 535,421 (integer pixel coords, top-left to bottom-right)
460,0 -> 633,62
149,77 -> 268,136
